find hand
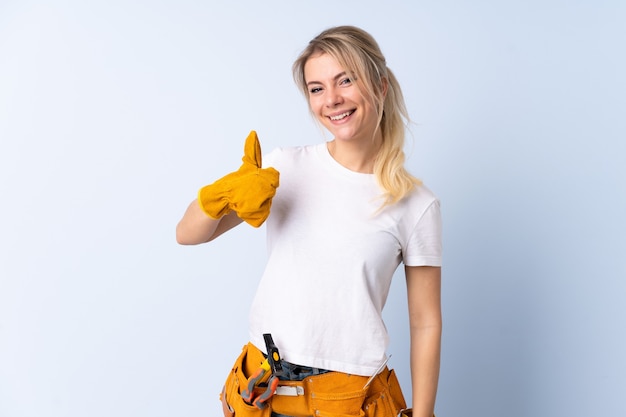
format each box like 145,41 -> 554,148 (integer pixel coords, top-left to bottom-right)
198,131 -> 280,227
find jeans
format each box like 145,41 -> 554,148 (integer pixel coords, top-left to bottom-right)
269,359 -> 330,417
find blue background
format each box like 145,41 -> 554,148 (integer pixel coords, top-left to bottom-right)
1,1 -> 624,416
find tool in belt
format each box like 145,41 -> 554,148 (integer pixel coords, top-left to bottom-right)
241,333 -> 284,409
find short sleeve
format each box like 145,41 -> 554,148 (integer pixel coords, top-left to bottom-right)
403,199 -> 443,267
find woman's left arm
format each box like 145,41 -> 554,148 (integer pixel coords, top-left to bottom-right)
405,265 -> 442,417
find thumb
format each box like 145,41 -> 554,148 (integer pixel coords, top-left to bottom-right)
241,130 -> 262,169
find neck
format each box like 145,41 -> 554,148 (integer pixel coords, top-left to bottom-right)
327,136 -> 381,174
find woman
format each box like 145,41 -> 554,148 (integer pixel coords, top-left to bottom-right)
177,26 -> 442,417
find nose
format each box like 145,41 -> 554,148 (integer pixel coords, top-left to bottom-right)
325,86 -> 343,107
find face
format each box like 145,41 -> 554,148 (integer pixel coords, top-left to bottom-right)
303,53 -> 381,145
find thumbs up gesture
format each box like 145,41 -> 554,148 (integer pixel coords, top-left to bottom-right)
198,131 -> 280,227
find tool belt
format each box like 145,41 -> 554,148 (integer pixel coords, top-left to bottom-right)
220,343 -> 407,417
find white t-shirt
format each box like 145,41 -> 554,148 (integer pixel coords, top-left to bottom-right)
249,142 -> 442,376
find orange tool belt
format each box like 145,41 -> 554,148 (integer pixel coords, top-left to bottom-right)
220,343 -> 407,417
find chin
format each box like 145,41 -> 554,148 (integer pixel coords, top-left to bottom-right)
334,130 -> 361,142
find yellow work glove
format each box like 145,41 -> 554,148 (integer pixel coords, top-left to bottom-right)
198,131 -> 280,227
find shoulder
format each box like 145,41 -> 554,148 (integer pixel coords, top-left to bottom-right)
262,143 -> 325,169
404,183 -> 440,212
391,183 -> 442,232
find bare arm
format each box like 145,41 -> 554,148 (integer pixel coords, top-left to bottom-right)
405,265 -> 442,417
176,199 -> 243,245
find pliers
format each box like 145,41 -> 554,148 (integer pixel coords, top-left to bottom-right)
241,333 -> 284,409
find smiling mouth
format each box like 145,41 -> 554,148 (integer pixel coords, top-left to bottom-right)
328,110 -> 355,121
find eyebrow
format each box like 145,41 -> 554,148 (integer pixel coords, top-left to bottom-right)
306,71 -> 347,87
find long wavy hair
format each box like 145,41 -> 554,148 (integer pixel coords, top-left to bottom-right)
292,25 -> 420,206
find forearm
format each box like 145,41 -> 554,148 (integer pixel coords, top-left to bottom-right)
410,325 -> 441,417
176,199 -> 242,245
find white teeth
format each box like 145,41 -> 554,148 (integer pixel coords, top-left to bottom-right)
329,110 -> 354,121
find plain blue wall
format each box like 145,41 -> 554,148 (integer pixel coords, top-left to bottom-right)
1,1 -> 624,416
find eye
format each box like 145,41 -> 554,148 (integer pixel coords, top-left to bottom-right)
309,86 -> 323,94
340,77 -> 352,86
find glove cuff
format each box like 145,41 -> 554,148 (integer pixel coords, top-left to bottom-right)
198,183 -> 231,219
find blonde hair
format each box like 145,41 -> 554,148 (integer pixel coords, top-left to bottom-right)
293,25 -> 421,205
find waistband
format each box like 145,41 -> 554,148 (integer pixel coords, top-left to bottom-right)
263,354 -> 331,381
